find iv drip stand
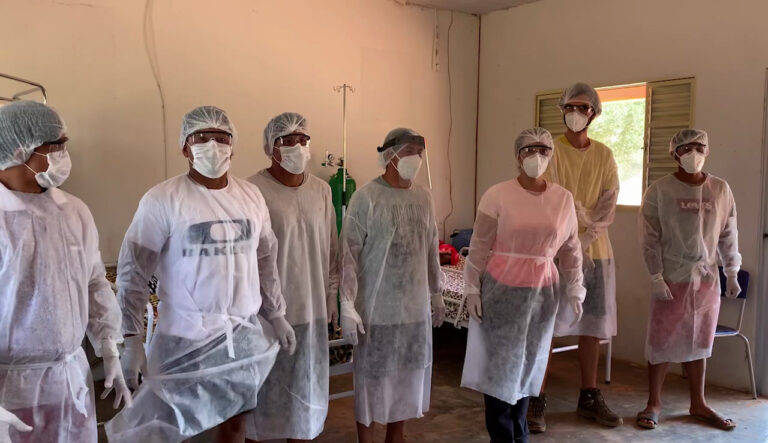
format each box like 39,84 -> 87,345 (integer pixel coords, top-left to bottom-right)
333,83 -> 355,218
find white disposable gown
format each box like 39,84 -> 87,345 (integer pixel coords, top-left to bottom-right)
460,179 -> 584,405
340,177 -> 442,426
245,170 -> 339,440
0,184 -> 122,443
641,174 -> 741,364
105,175 -> 284,442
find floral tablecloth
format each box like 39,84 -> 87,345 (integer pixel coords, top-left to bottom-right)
441,256 -> 469,327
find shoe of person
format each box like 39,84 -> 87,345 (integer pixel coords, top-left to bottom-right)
526,394 -> 547,433
577,388 -> 623,427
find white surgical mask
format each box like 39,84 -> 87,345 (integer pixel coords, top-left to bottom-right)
395,155 -> 422,181
565,111 -> 590,132
275,143 -> 311,174
189,140 -> 232,178
26,150 -> 72,188
679,151 -> 706,174
521,153 -> 549,178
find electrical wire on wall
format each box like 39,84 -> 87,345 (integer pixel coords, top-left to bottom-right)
143,0 -> 169,179
441,10 -> 455,239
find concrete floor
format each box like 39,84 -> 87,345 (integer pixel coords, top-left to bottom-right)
95,326 -> 767,442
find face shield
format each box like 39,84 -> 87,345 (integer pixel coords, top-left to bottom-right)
377,134 -> 431,188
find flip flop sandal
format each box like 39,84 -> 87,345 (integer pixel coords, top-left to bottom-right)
636,411 -> 659,429
691,412 -> 736,431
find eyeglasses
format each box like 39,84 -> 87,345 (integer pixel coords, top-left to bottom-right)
675,144 -> 708,156
36,139 -> 68,154
276,134 -> 311,147
519,145 -> 552,157
188,131 -> 233,146
562,104 -> 593,115
396,143 -> 426,157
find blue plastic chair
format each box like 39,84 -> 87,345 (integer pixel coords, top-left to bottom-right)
714,267 -> 757,399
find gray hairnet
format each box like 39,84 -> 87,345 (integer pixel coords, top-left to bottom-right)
263,112 -> 309,156
514,127 -> 554,156
0,101 -> 66,170
378,127 -> 420,169
178,105 -> 237,148
559,82 -> 602,116
669,128 -> 708,154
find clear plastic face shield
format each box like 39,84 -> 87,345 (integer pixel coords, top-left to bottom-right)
378,134 -> 430,188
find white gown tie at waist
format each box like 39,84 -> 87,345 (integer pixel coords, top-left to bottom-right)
492,251 -> 555,266
665,254 -> 716,291
0,348 -> 89,415
157,302 -> 259,359
205,313 -> 258,359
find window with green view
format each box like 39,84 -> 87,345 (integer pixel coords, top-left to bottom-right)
588,95 -> 646,206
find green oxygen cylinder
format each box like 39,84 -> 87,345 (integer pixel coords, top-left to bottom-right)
329,166 -> 356,233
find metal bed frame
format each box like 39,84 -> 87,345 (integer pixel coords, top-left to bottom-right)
0,73 -> 47,104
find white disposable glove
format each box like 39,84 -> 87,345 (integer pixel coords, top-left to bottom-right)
0,406 -> 32,442
121,335 -> 147,391
270,316 -> 297,355
340,301 -> 365,345
578,230 -> 598,252
574,201 -> 592,226
431,293 -> 446,327
100,339 -> 133,409
327,293 -> 339,326
650,274 -> 673,301
569,297 -> 584,328
467,292 -> 482,323
725,273 -> 741,299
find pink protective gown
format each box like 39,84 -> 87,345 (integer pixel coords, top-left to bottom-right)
461,179 -> 584,405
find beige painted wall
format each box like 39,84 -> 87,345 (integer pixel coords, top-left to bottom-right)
478,0 -> 767,391
0,0 -> 479,262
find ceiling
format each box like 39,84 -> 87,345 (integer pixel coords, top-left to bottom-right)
402,0 -> 542,15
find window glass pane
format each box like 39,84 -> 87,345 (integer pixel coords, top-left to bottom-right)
589,97 -> 646,206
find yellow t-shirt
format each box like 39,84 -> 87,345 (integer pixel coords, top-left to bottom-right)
543,135 -> 619,260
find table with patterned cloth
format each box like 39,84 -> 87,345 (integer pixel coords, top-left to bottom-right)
441,256 -> 470,327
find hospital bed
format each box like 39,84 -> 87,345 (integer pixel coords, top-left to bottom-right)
0,72 -> 47,104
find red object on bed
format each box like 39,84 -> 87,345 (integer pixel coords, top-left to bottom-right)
439,241 -> 460,266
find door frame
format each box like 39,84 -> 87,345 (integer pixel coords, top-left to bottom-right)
756,68 -> 768,396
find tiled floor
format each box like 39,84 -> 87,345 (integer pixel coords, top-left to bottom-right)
96,326 -> 767,442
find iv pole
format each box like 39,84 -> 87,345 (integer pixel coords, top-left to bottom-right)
333,83 -> 355,218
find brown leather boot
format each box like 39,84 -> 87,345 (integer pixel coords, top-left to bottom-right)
577,388 -> 623,427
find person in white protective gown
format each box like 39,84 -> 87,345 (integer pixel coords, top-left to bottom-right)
461,128 -> 584,443
105,106 -> 296,443
340,128 -> 446,443
245,112 -> 339,442
531,82 -> 622,431
0,101 -> 131,443
636,129 -> 741,431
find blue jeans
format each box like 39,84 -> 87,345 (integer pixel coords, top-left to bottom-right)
484,394 -> 529,443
